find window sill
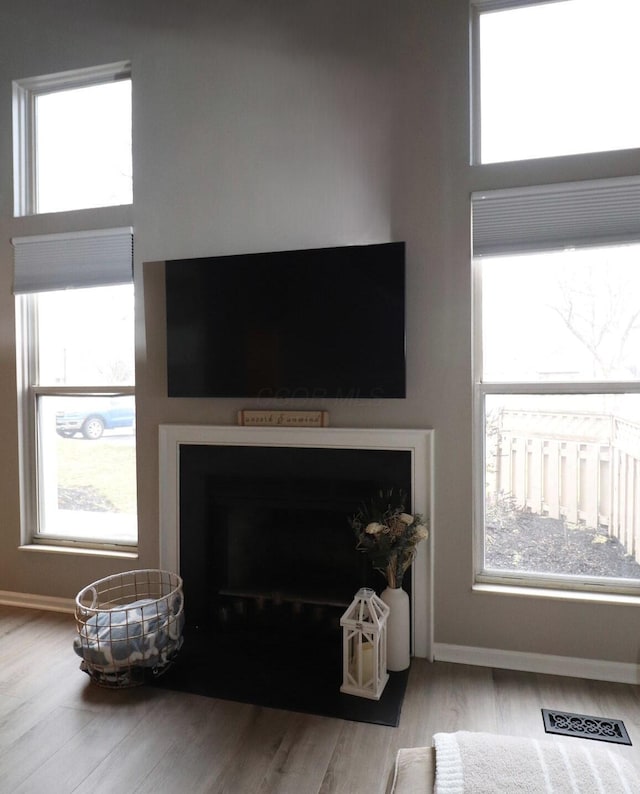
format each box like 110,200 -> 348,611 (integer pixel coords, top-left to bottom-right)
19,543 -> 138,560
473,582 -> 640,607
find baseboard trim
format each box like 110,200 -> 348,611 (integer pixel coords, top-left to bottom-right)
0,590 -> 74,614
434,643 -> 640,686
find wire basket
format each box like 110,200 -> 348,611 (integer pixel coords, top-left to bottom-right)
74,569 -> 184,688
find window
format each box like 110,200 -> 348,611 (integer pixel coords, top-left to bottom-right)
13,229 -> 136,549
11,61 -> 135,551
472,0 -> 640,163
13,61 -> 132,215
472,0 -> 640,595
473,179 -> 640,593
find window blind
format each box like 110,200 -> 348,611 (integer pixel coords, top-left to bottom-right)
472,176 -> 640,257
12,227 -> 133,293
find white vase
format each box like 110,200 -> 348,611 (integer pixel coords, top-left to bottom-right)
381,586 -> 410,671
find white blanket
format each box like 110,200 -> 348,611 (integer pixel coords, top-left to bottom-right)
433,731 -> 640,794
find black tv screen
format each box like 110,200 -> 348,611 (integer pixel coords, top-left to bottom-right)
165,242 -> 406,399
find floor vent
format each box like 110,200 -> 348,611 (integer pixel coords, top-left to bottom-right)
542,709 -> 631,745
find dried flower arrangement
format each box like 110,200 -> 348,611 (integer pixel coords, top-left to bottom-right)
350,488 -> 429,589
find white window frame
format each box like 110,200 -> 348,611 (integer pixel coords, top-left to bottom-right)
12,60 -> 131,217
472,380 -> 640,596
472,189 -> 640,595
12,59 -> 135,552
16,293 -> 136,551
470,0 -> 639,166
13,225 -> 136,551
470,0 -> 640,596
470,0 -> 563,165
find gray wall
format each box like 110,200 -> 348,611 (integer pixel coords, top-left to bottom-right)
1,0 -> 639,664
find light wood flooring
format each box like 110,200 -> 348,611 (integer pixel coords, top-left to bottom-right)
2,604 -> 640,793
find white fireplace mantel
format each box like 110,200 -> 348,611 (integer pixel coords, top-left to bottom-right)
159,424 -> 434,660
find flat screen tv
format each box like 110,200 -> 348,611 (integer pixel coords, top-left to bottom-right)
165,241 -> 406,399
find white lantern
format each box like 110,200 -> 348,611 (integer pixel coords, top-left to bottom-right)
340,587 -> 390,700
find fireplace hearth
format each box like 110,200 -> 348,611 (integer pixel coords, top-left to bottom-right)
158,425 -> 433,723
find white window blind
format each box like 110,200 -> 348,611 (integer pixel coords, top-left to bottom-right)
12,227 -> 133,293
472,176 -> 640,256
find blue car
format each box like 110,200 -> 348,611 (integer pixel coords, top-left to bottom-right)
56,397 -> 135,440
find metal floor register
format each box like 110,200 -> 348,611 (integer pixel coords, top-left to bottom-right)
542,709 -> 632,745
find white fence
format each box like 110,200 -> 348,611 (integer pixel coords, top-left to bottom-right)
488,410 -> 640,561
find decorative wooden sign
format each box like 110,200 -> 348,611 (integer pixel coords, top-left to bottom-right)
237,410 -> 330,428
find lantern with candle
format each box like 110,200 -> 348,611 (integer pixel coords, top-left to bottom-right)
340,587 -> 389,700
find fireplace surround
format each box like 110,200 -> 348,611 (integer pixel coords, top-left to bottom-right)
159,425 -> 434,660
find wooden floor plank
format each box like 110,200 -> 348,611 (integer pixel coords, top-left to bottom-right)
319,720 -> 397,794
211,704 -> 304,793
0,705 -> 95,791
257,713 -> 341,794
13,690 -> 161,794
492,667 -> 546,739
397,660 -> 498,743
74,690 -> 202,794
133,696 -> 258,794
